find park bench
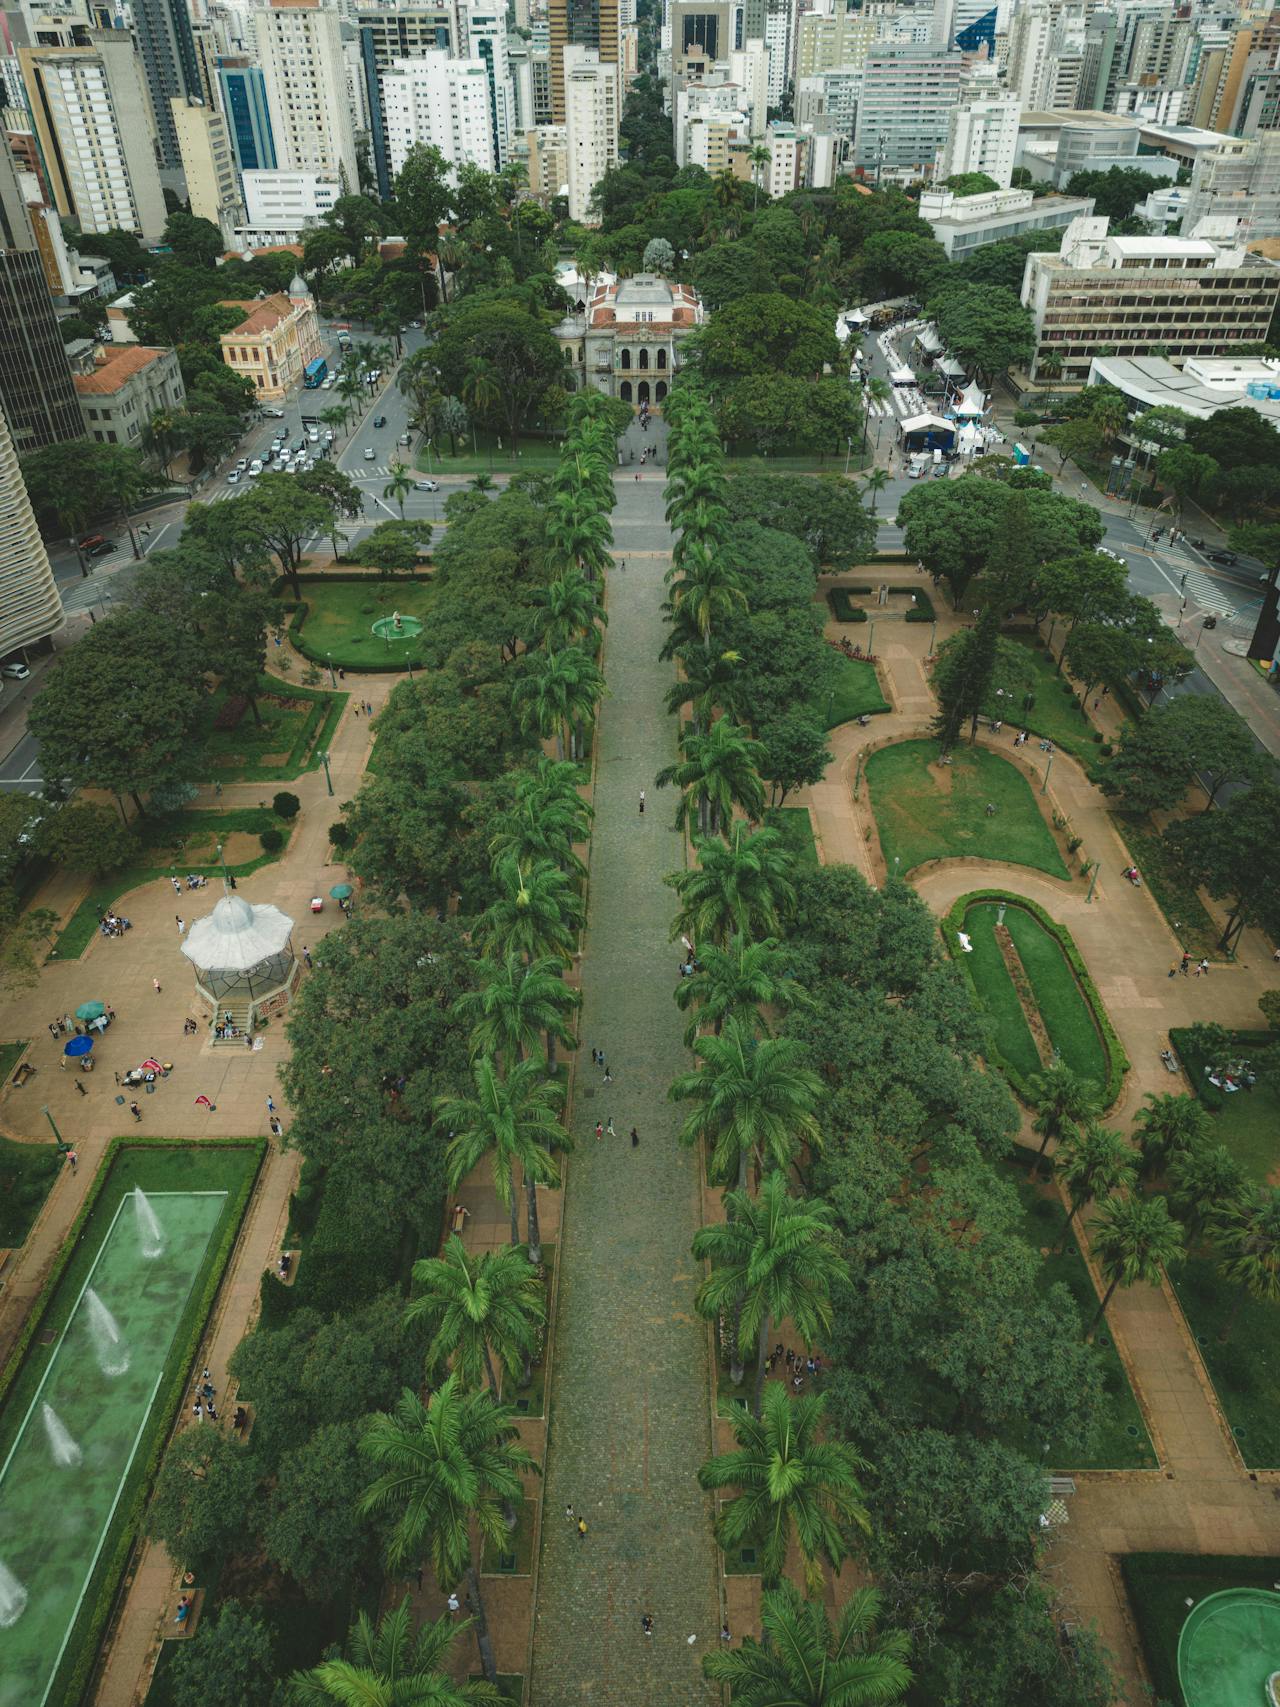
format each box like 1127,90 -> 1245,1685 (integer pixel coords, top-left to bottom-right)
10,1060 -> 33,1088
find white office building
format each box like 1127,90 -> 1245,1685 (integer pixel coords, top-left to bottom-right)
852,43 -> 962,176
763,0 -> 793,109
939,81 -> 1019,187
381,52 -> 496,178
564,43 -> 618,224
242,169 -> 341,232
253,0 -> 358,188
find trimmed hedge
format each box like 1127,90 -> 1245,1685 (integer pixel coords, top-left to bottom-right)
900,587 -> 935,623
942,889 -> 1129,1108
828,586 -> 870,622
0,1138 -> 264,1707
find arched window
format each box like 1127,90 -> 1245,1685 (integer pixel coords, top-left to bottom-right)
638,347 -> 650,369
657,347 -> 668,370
638,380 -> 651,404
621,348 -> 631,370
655,380 -> 668,402
620,380 -> 633,402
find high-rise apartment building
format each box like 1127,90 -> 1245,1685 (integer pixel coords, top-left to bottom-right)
353,7 -> 456,195
1183,133 -> 1280,241
939,73 -> 1018,187
20,32 -> 167,242
795,2 -> 875,78
549,0 -> 618,120
0,398 -> 62,661
762,0 -> 792,109
0,137 -> 81,451
467,2 -> 515,166
852,42 -> 961,175
728,38 -> 768,136
563,43 -> 617,223
381,52 -> 495,178
171,96 -> 242,237
217,60 -> 277,172
253,0 -> 358,189
132,0 -> 202,169
527,121 -> 567,200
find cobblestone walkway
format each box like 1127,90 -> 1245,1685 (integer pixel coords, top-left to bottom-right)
529,462 -> 720,1706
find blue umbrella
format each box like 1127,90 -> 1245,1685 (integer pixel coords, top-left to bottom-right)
64,1035 -> 93,1057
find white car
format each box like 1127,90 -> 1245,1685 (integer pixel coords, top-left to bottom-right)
227,470 -> 241,484
308,428 -> 319,443
322,374 -> 336,388
415,479 -> 438,492
236,458 -> 248,471
248,459 -> 263,477
363,447 -> 376,460
1,662 -> 30,680
278,448 -> 292,464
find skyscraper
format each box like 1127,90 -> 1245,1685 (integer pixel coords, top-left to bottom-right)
217,60 -> 277,173
549,0 -> 618,122
131,0 -> 202,169
381,52 -> 495,178
354,8 -> 456,197
0,138 -> 82,452
564,43 -> 617,222
0,397 -> 63,661
253,0 -> 358,188
171,96 -> 242,237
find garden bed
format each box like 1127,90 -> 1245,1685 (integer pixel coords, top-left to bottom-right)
943,892 -> 1127,1105
287,578 -> 440,672
865,740 -> 1069,880
827,586 -> 870,623
1122,1553 -> 1280,1707
0,1139 -> 263,1707
199,678 -> 345,781
824,654 -> 890,726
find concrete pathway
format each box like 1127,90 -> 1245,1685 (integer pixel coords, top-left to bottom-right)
529,465 -> 721,1705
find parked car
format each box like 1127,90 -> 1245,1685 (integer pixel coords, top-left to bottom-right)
79,534 -> 106,552
373,414 -> 387,428
248,459 -> 263,477
415,479 -> 439,492
308,428 -> 319,442
87,539 -> 116,557
363,447 -> 377,460
2,662 -> 31,680
236,457 -> 248,471
262,406 -> 285,419
1207,549 -> 1238,566
398,432 -> 412,446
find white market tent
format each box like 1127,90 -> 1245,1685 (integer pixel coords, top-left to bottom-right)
938,356 -> 967,380
916,325 -> 943,354
899,412 -> 954,437
954,381 -> 987,417
890,365 -> 917,386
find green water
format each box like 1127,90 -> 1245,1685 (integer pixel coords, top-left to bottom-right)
0,1189 -> 226,1707
1178,1588 -> 1280,1707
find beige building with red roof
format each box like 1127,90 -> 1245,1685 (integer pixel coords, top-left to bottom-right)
577,273 -> 704,409
217,276 -> 322,400
71,344 -> 186,447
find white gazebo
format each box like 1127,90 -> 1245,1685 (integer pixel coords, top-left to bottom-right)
181,894 -> 300,1041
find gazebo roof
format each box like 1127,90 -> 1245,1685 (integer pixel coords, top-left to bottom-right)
181,895 -> 294,972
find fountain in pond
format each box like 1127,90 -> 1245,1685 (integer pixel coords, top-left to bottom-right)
0,1560 -> 27,1628
41,1402 -> 82,1468
134,1189 -> 165,1260
85,1288 -> 129,1378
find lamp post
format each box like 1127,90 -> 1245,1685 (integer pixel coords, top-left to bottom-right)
1042,750 -> 1054,794
867,620 -> 875,656
319,750 -> 333,797
929,618 -> 937,655
325,654 -> 336,689
216,839 -> 230,891
1087,862 -> 1100,904
41,1104 -> 68,1151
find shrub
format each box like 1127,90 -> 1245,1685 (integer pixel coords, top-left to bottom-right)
902,588 -> 935,623
828,586 -> 869,623
360,603 -> 376,615
212,695 -> 249,732
272,791 -> 301,820
328,821 -> 354,851
260,828 -> 284,854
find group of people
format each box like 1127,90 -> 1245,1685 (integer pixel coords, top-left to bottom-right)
97,912 -> 131,938
768,1344 -> 824,1392
191,1368 -> 219,1423
170,874 -> 208,894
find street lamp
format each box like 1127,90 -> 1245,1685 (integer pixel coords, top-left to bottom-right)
1041,751 -> 1054,794
1087,862 -> 1100,903
325,654 -> 337,689
319,750 -> 333,796
40,1104 -> 68,1150
216,839 -> 230,891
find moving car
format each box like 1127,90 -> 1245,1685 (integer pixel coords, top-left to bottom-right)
87,539 -> 116,557
227,470 -> 241,484
1206,549 -> 1238,566
415,479 -> 439,492
398,432 -> 412,446
308,428 -> 319,442
79,534 -> 106,552
372,414 -> 387,429
363,447 -> 376,460
2,662 -> 30,680
248,459 -> 263,477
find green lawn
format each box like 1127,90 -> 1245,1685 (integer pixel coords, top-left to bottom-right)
50,808 -> 292,962
981,636 -> 1102,762
866,740 -> 1069,879
1170,1256 -> 1280,1468
416,429 -> 566,473
290,578 -> 439,670
1122,1553 -> 1280,1707
824,654 -> 890,727
1003,904 -> 1108,1086
1009,1170 -> 1157,1469
764,806 -> 819,868
0,1130 -> 59,1247
0,1140 -> 262,1707
960,904 -> 1043,1083
1113,812 -> 1220,960
0,1040 -> 27,1082
199,677 -> 345,782
1171,1028 -> 1279,1185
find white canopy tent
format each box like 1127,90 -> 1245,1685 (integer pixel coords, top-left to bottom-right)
899,412 -> 954,437
954,381 -> 987,417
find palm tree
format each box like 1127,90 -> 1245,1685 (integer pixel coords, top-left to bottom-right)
530,570 -> 606,653
674,933 -> 803,1045
1132,1091 -> 1211,1181
693,1171 -> 841,1411
1053,1121 -> 1135,1247
1168,1143 -> 1246,1245
1212,1186 -> 1280,1339
666,822 -> 797,948
319,403 -> 348,443
1086,1192 -> 1184,1340
383,458 -> 414,519
545,502 -> 614,583
699,1381 -> 869,1587
489,796 -> 587,878
1038,351 -> 1064,382
437,1055 -> 567,1258
1027,1061 -> 1099,1177
702,1580 -> 911,1707
656,718 -> 766,837
513,645 -> 604,761
665,460 -> 728,529
713,167 -> 742,210
285,1595 -> 502,1707
664,543 -> 747,655
453,951 -> 580,1072
665,646 -> 747,733
469,472 -> 496,493
748,143 -> 771,209
463,357 -> 502,424
512,756 -> 594,844
337,372 -> 364,427
472,856 -> 585,967
862,469 -> 890,514
670,1015 -> 822,1194
359,1377 -> 537,1685
407,1236 -> 545,1393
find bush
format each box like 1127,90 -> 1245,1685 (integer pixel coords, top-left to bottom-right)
828,587 -> 869,622
328,821 -> 354,852
902,588 -> 935,622
272,791 -> 301,820
260,828 -> 284,854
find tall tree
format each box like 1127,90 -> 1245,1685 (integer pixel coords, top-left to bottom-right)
1132,1092 -> 1211,1181
666,822 -> 797,947
286,1596 -> 502,1706
471,856 -> 585,967
1027,1061 -> 1099,1177
407,1237 -> 545,1393
1086,1193 -> 1183,1339
1211,1186 -> 1280,1340
437,1054 -> 567,1258
656,717 -> 766,836
359,1377 -> 537,1685
931,606 -> 1000,750
701,1581 -> 911,1707
674,933 -> 804,1045
1053,1122 -> 1135,1245
454,951 -> 580,1071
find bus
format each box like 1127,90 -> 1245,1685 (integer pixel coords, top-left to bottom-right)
303,357 -> 328,389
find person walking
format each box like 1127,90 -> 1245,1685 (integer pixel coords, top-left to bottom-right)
129,1101 -> 142,1122
302,945 -> 313,970
638,789 -> 645,815
67,1150 -> 78,1174
153,978 -> 162,994
631,1127 -> 639,1148
577,1518 -> 588,1539
176,916 -> 185,934
602,1062 -> 613,1085
447,1592 -> 460,1615
595,1121 -> 604,1142
266,1094 -> 277,1115
565,1504 -> 574,1522
606,1118 -> 616,1139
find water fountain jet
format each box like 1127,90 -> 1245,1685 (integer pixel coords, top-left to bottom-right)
134,1189 -> 165,1260
0,1560 -> 27,1628
40,1402 -> 83,1468
85,1287 -> 129,1377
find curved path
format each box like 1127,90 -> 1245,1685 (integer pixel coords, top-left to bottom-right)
529,465 -> 720,1704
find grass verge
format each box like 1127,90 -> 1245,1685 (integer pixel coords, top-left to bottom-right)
764,807 -> 819,868
0,1130 -> 60,1249
1122,1553 -> 1280,1707
1169,1255 -> 1280,1468
1169,1027 -> 1278,1184
981,636 -> 1103,763
824,654 -> 890,726
1111,812 -> 1220,960
866,740 -> 1069,879
198,677 -> 344,781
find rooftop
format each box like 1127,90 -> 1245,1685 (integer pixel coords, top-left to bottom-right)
218,292 -> 295,337
72,345 -> 167,395
1088,353 -> 1280,427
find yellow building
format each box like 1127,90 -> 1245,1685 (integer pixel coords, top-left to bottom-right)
217,276 -> 322,400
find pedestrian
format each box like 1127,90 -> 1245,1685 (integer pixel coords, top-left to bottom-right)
595,1121 -> 603,1142
192,1401 -> 203,1420
591,1046 -> 600,1065
171,876 -> 182,895
631,1127 -> 639,1147
105,1004 -> 114,1019
565,1504 -> 575,1522
354,704 -> 361,718
206,1400 -> 218,1420
1198,958 -> 1210,975
270,1116 -> 283,1138
635,472 -> 640,482
67,1150 -> 78,1173
228,874 -> 237,890
619,558 -> 626,571
606,1117 -> 616,1139
302,945 -> 313,969
1180,953 -> 1191,974
129,1101 -> 142,1122
638,789 -> 645,815
447,1592 -> 460,1615
266,1094 -> 277,1114
153,978 -> 162,994
577,1518 -> 588,1539
365,701 -> 373,715
721,1623 -> 731,1642
176,916 -> 185,934
603,1063 -> 612,1085
641,1614 -> 654,1637
48,1022 -> 58,1040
